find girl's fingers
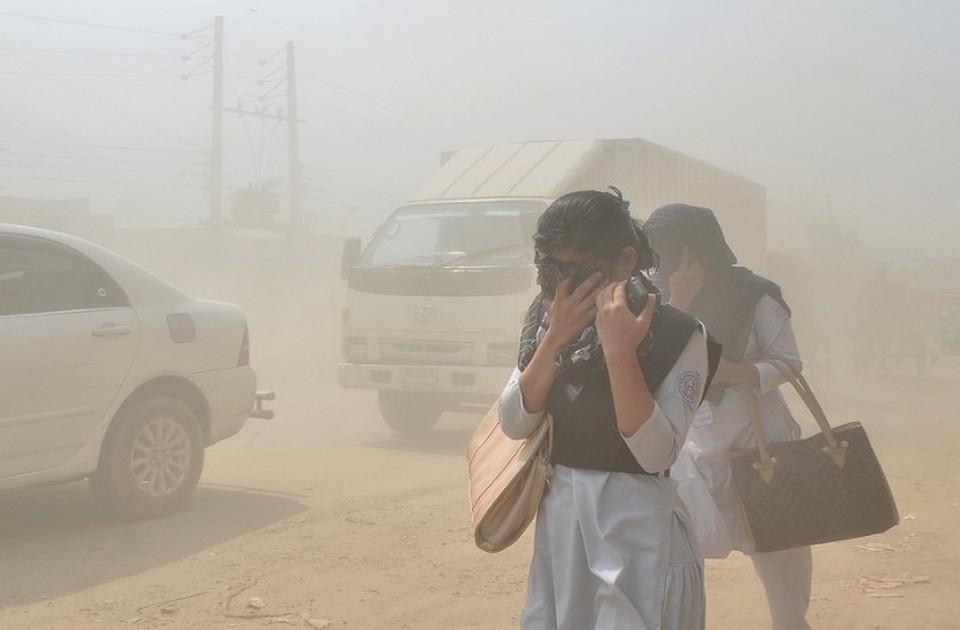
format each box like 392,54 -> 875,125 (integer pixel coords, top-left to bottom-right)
638,292 -> 657,320
573,271 -> 605,300
595,281 -> 616,308
612,280 -> 627,305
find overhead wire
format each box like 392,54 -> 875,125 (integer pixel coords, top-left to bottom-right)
0,46 -> 182,58
0,161 -> 206,176
0,149 -> 207,165
0,11 -> 200,38
0,71 -> 183,78
0,174 -> 204,188
1,139 -> 207,155
0,88 -> 86,143
1,50 -> 205,149
0,13 -> 217,224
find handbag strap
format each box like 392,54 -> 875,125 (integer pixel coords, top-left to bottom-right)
746,359 -> 849,484
746,387 -> 777,483
535,413 -> 554,483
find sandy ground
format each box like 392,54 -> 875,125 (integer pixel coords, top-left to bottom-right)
1,264 -> 958,629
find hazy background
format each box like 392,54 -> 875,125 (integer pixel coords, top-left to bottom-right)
1,0 -> 957,259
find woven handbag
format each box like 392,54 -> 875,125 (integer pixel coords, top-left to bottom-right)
467,402 -> 552,553
730,360 -> 899,553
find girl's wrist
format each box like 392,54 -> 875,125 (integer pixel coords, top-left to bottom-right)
605,350 -> 640,371
538,330 -> 567,360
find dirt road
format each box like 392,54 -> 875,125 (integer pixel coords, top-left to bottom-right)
1,269 -> 958,629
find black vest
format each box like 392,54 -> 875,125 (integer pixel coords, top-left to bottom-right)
547,305 -> 714,474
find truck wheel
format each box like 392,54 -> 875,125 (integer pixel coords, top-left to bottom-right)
378,391 -> 442,435
90,396 -> 205,520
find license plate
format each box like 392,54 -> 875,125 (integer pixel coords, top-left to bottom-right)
400,368 -> 438,389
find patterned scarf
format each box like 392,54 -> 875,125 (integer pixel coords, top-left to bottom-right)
517,274 -> 659,384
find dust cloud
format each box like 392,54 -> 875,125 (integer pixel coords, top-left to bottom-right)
1,2 -> 958,629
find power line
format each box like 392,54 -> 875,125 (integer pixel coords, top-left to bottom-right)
0,11 -> 191,37
300,168 -> 408,196
1,139 -> 207,155
297,106 -> 434,152
0,71 -> 182,78
0,150 -> 206,166
118,164 -> 208,215
0,162 -> 206,176
298,95 -> 440,146
0,46 -> 182,58
0,174 -> 205,188
0,89 -> 86,143
1,51 -> 206,150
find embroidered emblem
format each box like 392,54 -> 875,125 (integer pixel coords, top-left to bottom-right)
675,369 -> 703,411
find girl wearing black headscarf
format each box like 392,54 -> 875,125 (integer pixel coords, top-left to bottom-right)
644,203 -> 813,630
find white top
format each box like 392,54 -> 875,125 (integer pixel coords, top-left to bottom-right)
498,325 -> 711,628
675,295 -> 804,557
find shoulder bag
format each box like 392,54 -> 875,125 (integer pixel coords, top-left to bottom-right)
731,359 -> 899,553
466,402 -> 553,553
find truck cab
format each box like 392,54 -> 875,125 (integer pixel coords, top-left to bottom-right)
339,197 -> 547,434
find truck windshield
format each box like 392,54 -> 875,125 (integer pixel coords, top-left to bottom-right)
355,200 -> 545,269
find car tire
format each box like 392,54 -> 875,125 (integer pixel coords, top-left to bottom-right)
90,396 -> 205,520
378,391 -> 442,436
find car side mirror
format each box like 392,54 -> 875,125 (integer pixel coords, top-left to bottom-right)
341,238 -> 362,280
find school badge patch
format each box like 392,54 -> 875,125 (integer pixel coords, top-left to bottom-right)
675,369 -> 703,411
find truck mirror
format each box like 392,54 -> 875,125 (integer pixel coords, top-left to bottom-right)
341,238 -> 362,279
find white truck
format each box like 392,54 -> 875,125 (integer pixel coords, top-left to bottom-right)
339,138 -> 766,434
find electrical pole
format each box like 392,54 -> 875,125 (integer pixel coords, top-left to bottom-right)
286,41 -> 302,230
210,15 -> 224,226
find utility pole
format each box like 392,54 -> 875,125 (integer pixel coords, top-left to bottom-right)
285,41 -> 302,230
209,15 -> 224,226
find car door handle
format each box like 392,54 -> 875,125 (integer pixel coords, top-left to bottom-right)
92,324 -> 132,337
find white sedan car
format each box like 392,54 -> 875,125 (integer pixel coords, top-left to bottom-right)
0,223 -> 270,519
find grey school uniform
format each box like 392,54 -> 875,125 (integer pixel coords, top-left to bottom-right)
499,326 -> 709,630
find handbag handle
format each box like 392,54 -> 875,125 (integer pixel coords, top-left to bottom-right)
746,359 -> 849,484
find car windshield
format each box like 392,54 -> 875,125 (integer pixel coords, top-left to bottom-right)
355,200 -> 545,269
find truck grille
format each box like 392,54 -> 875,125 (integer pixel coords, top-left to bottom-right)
379,339 -> 475,365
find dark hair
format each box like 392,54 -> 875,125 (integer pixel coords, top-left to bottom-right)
534,187 -> 657,271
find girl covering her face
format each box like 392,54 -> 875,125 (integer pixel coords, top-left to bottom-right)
497,188 -> 715,630
645,203 -> 814,630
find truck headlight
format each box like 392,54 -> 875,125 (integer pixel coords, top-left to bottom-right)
486,343 -> 517,366
343,337 -> 368,362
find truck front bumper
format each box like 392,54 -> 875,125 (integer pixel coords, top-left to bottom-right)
338,362 -> 513,396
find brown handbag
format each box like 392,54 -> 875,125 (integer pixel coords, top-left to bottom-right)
466,401 -> 553,553
730,360 -> 899,553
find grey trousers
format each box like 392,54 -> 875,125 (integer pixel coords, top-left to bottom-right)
750,546 -> 813,630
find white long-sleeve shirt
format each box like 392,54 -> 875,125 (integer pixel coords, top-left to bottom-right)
499,326 -> 711,628
675,294 -> 804,556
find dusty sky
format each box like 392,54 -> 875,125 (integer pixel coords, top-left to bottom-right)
0,0 -> 957,259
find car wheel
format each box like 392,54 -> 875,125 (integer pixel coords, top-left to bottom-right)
90,396 -> 204,520
378,391 -> 442,436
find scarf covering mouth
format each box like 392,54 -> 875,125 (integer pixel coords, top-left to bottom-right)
644,203 -> 791,404
517,274 -> 659,384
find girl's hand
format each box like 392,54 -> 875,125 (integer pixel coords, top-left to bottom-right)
595,280 -> 657,365
667,246 -> 704,311
541,272 -> 604,355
